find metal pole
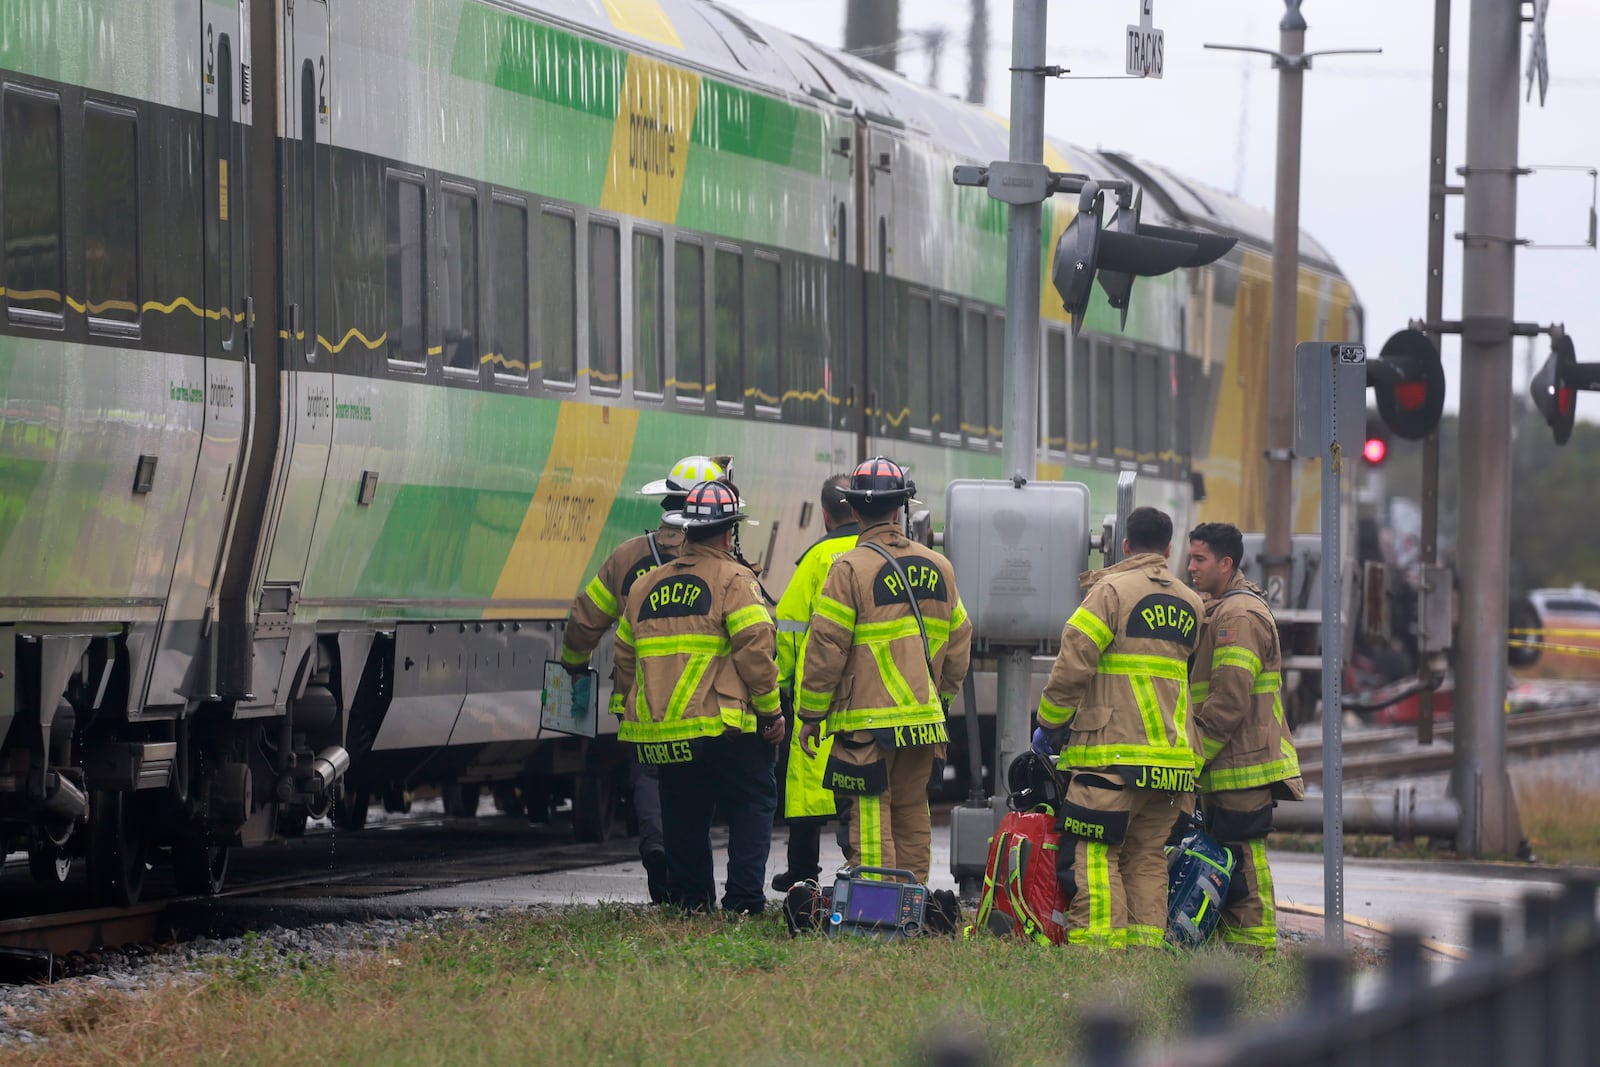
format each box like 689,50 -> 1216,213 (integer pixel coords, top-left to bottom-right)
844,0 -> 901,71
1453,0 -> 1524,857
967,0 -> 989,105
994,0 -> 1047,785
1417,0 -> 1451,746
1319,346 -> 1345,947
1263,0 -> 1307,612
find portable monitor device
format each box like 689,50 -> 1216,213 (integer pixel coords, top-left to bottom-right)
826,867 -> 928,941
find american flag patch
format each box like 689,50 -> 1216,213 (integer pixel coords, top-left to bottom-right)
1216,626 -> 1237,644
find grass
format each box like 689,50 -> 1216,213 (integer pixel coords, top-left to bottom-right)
11,907 -> 1304,1066
1273,772 -> 1600,866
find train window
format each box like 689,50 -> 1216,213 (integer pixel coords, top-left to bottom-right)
1135,349 -> 1157,461
588,219 -> 621,392
1095,340 -> 1115,458
1070,333 -> 1091,454
907,293 -> 931,432
2,87 -> 63,323
633,230 -> 664,397
82,103 -> 140,331
1155,352 -> 1175,462
750,252 -> 780,408
491,198 -> 528,381
1045,329 -> 1066,452
384,173 -> 426,366
674,240 -> 705,399
1114,344 -> 1136,461
934,299 -> 960,434
539,210 -> 575,384
714,247 -> 742,406
441,187 -> 479,374
987,313 -> 1005,440
961,308 -> 986,438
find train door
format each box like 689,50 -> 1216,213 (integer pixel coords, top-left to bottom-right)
864,125 -> 897,454
147,1 -> 253,707
263,0 -> 334,590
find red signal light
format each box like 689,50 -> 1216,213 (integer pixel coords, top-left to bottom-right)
1395,381 -> 1429,411
1559,388 -> 1575,416
1363,437 -> 1388,464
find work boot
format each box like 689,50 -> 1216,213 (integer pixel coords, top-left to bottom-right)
643,849 -> 669,905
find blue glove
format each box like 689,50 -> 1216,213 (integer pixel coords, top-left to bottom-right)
1032,725 -> 1068,756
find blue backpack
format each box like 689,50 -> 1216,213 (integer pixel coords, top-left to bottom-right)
1165,817 -> 1237,947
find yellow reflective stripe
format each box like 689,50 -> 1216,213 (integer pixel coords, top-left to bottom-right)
1190,681 -> 1211,704
1251,670 -> 1282,694
616,618 -> 636,648
1199,752 -> 1302,791
853,617 -> 923,643
1085,842 -> 1114,940
608,691 -> 625,717
797,686 -> 833,714
633,633 -> 728,656
1212,645 -> 1262,675
1062,743 -> 1196,770
1124,924 -> 1165,948
857,794 -> 883,869
720,705 -> 756,732
1202,735 -> 1225,761
752,688 -> 780,714
814,595 -> 856,630
826,705 -> 943,732
951,597 -> 969,629
1067,606 -> 1115,651
870,642 -> 919,708
1038,696 -> 1074,727
1129,674 -> 1168,748
584,575 -> 620,618
664,653 -> 713,721
619,715 -> 727,743
1097,653 -> 1188,680
561,644 -> 589,667
726,603 -> 771,635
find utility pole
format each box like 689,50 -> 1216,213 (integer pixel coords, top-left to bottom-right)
967,0 -> 988,104
1452,0 -> 1525,858
845,0 -> 901,72
1204,6 -> 1378,599
992,0 -> 1047,783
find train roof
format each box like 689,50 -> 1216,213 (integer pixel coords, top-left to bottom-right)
523,0 -> 1347,277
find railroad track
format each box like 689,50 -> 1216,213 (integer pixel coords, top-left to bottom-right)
0,817 -> 639,980
1302,704 -> 1600,783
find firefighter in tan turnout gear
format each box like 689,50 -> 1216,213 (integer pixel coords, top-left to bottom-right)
559,455 -> 729,903
1186,522 -> 1305,954
796,458 -> 972,884
613,480 -> 785,915
1036,507 -> 1205,948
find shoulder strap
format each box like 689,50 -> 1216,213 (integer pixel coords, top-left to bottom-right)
646,531 -> 664,568
861,541 -> 938,694
1219,586 -> 1277,626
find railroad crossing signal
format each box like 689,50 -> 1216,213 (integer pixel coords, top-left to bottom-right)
1368,328 -> 1446,441
1362,416 -> 1390,466
1051,182 -> 1236,334
1529,333 -> 1600,445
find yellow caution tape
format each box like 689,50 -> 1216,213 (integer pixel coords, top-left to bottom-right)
1507,639 -> 1600,660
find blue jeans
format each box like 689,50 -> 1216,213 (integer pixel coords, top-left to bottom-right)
657,732 -> 777,914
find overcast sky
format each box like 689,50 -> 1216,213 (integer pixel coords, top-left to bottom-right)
725,0 -> 1600,418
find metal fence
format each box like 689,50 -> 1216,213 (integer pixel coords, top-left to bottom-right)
930,873 -> 1600,1067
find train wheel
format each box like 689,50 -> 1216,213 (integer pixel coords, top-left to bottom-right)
382,786 -> 412,814
492,784 -> 525,818
334,785 -> 370,831
27,842 -> 72,885
173,843 -> 229,896
442,782 -> 481,818
87,790 -> 147,907
572,773 -> 617,843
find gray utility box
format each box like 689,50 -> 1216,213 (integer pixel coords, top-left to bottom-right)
944,479 -> 1092,651
1239,532 -> 1324,616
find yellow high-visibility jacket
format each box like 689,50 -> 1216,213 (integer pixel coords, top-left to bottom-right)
776,523 -> 858,818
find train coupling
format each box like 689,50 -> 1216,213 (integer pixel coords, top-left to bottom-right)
274,745 -> 351,803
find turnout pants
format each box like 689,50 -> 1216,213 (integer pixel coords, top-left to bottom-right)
833,732 -> 937,884
657,732 -> 777,915
1204,786 -> 1278,952
628,761 -> 665,860
1059,773 -> 1187,948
